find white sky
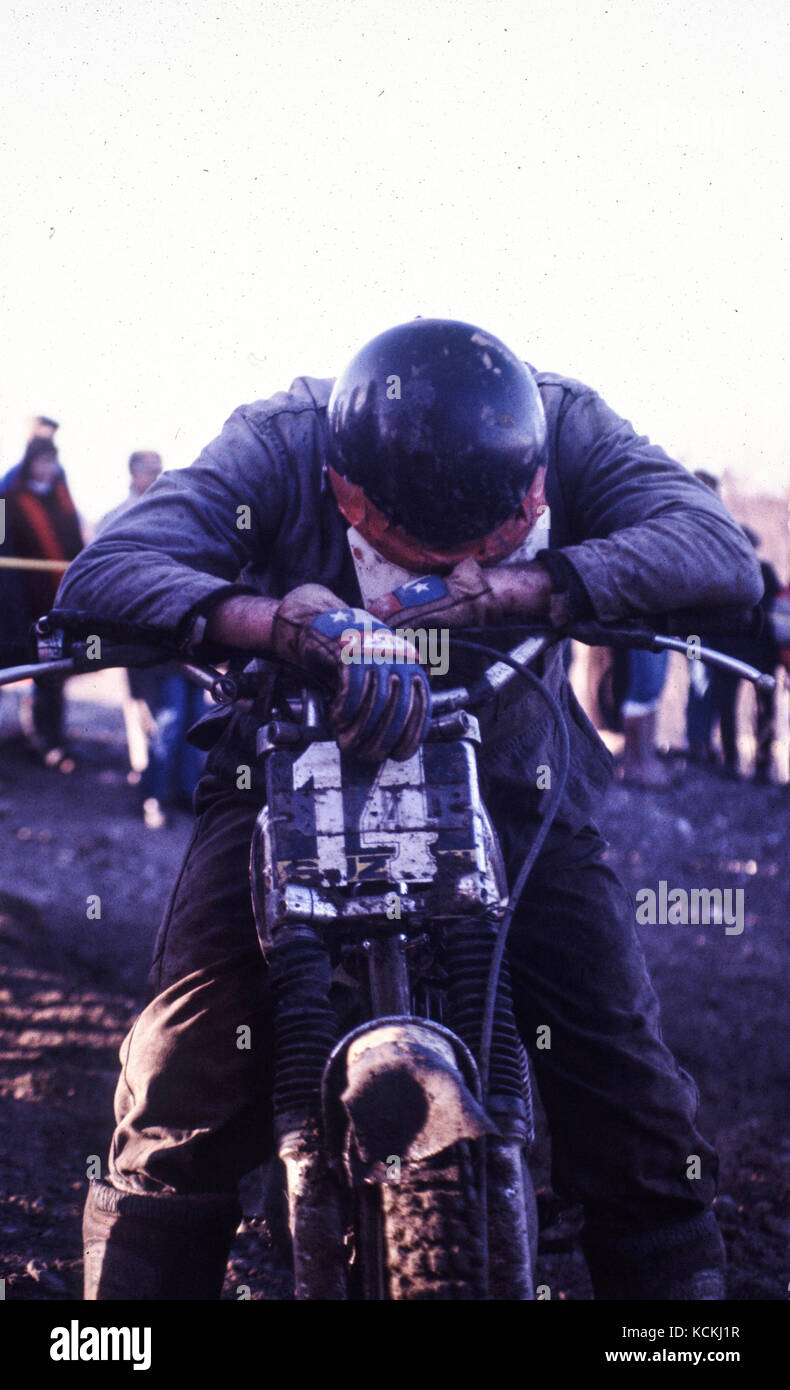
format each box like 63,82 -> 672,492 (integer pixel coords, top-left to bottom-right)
1,0 -> 788,522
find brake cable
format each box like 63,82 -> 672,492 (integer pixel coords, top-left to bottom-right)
445,637 -> 572,1100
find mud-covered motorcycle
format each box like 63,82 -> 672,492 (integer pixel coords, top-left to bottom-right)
0,610 -> 774,1299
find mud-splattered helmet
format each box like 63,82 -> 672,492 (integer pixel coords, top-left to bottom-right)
327,318 -> 547,571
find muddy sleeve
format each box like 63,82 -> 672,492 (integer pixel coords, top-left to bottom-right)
550,388 -> 764,622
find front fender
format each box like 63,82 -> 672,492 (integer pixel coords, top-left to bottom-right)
323,1019 -> 496,1181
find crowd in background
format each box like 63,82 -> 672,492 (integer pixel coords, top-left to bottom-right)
0,418 -> 205,827
2,425 -> 789,817
0,417 -> 82,768
597,472 -> 790,789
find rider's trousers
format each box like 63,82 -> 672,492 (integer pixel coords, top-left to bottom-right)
101,783 -> 719,1244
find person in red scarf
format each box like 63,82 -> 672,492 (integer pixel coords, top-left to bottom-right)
1,436 -> 83,763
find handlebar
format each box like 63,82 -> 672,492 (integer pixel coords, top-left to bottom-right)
0,610 -> 776,704
429,618 -> 776,715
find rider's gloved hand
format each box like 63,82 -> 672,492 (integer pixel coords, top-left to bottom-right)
368,558 -> 503,628
271,584 -> 431,761
368,556 -> 557,628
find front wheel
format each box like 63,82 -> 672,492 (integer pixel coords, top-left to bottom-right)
364,1143 -> 487,1300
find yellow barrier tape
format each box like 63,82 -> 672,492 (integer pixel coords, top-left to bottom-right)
0,556 -> 70,572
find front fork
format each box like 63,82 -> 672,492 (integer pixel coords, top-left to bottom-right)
269,917 -> 536,1299
268,926 -> 413,1299
444,919 -> 537,1299
268,924 -> 347,1299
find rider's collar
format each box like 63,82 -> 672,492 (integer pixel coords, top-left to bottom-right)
331,464 -> 548,575
347,490 -> 552,610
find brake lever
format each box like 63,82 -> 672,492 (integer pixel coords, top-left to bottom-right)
566,621 -> 775,691
649,634 -> 775,690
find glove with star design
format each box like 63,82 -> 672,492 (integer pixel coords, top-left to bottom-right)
271,584 -> 431,761
368,556 -> 559,629
367,557 -> 504,628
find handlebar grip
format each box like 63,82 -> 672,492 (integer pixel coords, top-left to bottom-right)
567,606 -> 764,647
654,606 -> 764,639
43,608 -> 183,655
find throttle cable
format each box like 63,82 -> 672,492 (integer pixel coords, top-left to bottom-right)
446,636 -> 572,1098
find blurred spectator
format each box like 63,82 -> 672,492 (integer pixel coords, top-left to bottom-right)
773,585 -> 790,669
1,437 -> 83,765
97,451 -> 205,828
686,658 -> 720,764
134,671 -> 206,828
26,414 -> 59,443
685,469 -> 722,762
712,528 -> 779,782
96,450 -> 163,533
619,647 -> 672,788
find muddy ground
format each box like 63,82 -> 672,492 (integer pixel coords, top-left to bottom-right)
0,682 -> 788,1301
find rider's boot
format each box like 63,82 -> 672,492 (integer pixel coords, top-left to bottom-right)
83,1179 -> 241,1300
582,1210 -> 726,1300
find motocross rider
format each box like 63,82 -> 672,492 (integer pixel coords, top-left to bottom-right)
53,318 -> 763,1300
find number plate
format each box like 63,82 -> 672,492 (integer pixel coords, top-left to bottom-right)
264,741 -> 484,890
